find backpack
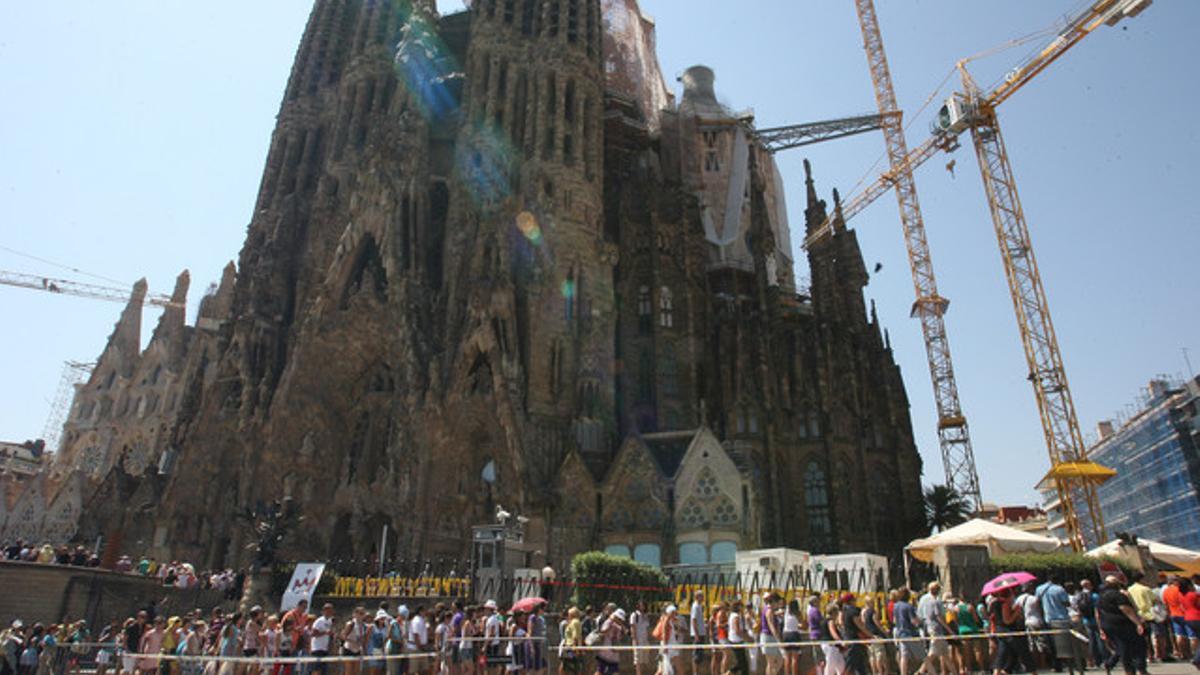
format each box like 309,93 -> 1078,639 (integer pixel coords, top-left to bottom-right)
1076,591 -> 1095,618
651,615 -> 670,643
584,629 -> 602,647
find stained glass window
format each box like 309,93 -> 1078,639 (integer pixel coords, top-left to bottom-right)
679,496 -> 707,528
712,495 -> 739,526
804,461 -> 832,551
659,287 -> 673,328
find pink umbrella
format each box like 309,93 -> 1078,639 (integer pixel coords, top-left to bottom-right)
981,571 -> 1037,596
510,596 -> 547,613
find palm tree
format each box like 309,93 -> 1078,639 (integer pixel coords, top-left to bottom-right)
924,484 -> 972,533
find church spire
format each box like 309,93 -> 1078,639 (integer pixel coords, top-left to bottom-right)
803,159 -> 828,236
110,279 -> 147,363
150,270 -> 190,364
832,187 -> 847,235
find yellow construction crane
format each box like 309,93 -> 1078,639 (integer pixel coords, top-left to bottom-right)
821,0 -> 1149,550
851,0 -> 983,512
0,269 -> 182,309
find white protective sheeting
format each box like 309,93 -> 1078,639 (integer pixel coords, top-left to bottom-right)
715,126 -> 750,246
906,518 -> 1062,563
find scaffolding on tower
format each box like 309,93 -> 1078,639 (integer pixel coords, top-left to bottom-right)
42,360 -> 95,455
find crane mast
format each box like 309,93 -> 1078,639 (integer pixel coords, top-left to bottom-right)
959,69 -> 1106,550
853,0 -> 983,509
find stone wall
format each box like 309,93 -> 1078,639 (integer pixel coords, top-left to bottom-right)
0,561 -> 226,628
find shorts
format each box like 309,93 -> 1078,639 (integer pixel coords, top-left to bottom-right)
632,644 -> 650,666
820,644 -> 845,673
898,638 -> 927,663
595,657 -> 619,675
782,631 -> 803,653
1173,616 -> 1197,639
485,645 -> 505,665
728,645 -> 749,674
759,633 -> 782,659
692,636 -> 707,663
928,636 -> 949,658
123,655 -> 139,672
97,651 -> 112,666
310,650 -> 329,675
868,643 -> 887,661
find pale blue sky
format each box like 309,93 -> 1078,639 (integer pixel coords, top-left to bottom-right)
1,1 -> 1196,506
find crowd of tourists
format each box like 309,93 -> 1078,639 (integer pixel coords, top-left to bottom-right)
4,540 -> 101,568
3,539 -> 243,598
3,572 -> 1199,675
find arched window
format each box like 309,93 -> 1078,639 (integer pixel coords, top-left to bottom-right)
637,285 -> 652,334
633,543 -> 661,568
678,542 -> 707,565
604,544 -> 631,559
658,287 -> 674,328
804,461 -> 832,551
710,541 -> 737,564
637,286 -> 651,316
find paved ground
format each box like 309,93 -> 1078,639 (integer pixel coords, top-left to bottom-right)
1086,663 -> 1198,674
1138,664 -> 1198,674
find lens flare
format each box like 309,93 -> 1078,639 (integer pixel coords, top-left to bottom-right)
516,211 -> 542,245
393,9 -> 462,122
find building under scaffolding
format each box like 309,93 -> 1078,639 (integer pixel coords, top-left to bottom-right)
1065,377 -> 1200,551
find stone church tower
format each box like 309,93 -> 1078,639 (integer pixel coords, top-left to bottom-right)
55,0 -> 927,569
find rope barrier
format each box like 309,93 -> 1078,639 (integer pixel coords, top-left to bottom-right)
66,629 -> 1081,663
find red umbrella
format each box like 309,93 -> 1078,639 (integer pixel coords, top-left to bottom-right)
511,596 -> 547,613
981,571 -> 1037,597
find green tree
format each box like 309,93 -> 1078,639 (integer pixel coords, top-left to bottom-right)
924,484 -> 972,533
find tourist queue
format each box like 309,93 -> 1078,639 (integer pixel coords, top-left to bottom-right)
2,572 -> 1199,675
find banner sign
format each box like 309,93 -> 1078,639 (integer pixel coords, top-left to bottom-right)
1096,560 -> 1127,585
281,563 -> 326,611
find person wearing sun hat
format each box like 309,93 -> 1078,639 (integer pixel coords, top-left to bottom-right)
656,605 -> 682,675
594,608 -> 625,675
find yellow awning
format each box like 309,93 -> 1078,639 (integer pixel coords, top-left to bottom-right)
1037,461 -> 1117,490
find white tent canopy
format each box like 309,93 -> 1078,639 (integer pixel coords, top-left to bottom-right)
1086,538 -> 1200,576
906,518 -> 1062,562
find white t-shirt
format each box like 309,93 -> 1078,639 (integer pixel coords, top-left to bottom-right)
783,611 -> 801,634
630,611 -> 649,645
1018,593 -> 1044,628
311,616 -> 333,652
485,614 -> 502,646
690,603 -> 706,638
409,615 -> 429,651
728,613 -> 744,644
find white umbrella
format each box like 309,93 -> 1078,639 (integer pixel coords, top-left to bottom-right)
1086,538 -> 1200,576
906,518 -> 1061,563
